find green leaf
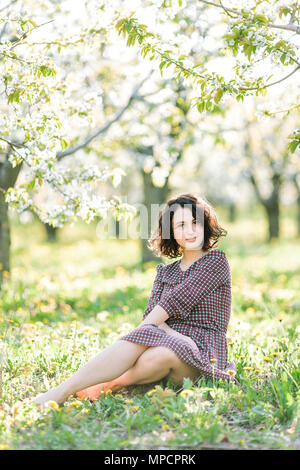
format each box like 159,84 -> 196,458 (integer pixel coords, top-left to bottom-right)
287,140 -> 299,153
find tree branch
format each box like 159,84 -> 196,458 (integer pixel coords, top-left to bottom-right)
56,71 -> 154,160
198,0 -> 300,34
0,0 -> 18,13
239,65 -> 300,91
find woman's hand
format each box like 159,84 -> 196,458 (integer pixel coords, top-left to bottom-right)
158,323 -> 198,351
157,322 -> 172,333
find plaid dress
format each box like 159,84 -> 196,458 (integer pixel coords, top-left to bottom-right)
119,249 -> 236,381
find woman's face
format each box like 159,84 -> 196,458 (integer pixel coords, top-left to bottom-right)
172,207 -> 204,252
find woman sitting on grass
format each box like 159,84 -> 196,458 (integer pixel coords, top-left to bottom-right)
34,193 -> 236,408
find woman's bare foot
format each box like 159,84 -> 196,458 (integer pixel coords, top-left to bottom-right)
33,385 -> 69,409
76,381 -> 122,402
76,384 -> 106,401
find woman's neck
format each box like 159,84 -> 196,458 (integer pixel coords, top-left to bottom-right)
180,249 -> 209,265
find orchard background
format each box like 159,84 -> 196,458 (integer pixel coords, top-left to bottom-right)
0,0 -> 299,450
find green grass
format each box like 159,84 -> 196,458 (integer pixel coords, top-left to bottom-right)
0,211 -> 299,450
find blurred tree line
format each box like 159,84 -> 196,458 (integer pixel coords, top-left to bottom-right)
0,0 -> 299,287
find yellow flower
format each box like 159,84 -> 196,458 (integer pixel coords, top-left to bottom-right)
81,409 -> 90,414
210,358 -> 217,363
243,367 -> 253,371
147,389 -> 157,397
124,399 -> 133,404
132,405 -> 139,412
281,338 -> 288,344
254,368 -> 261,373
27,420 -> 34,426
263,356 -> 272,362
227,369 -> 236,376
240,439 -> 245,446
68,400 -> 82,408
46,400 -> 59,410
0,444 -> 9,450
270,352 -> 280,357
246,307 -> 255,313
114,394 -> 123,398
162,424 -> 169,431
11,404 -> 20,418
105,389 -> 112,396
180,389 -> 194,398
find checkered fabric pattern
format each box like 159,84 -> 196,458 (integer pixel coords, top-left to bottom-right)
119,249 -> 236,381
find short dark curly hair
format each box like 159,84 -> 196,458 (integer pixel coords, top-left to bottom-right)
147,193 -> 227,259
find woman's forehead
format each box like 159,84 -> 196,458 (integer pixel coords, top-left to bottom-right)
173,207 -> 194,222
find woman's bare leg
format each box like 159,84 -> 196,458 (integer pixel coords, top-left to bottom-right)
33,340 -> 149,407
77,346 -> 177,401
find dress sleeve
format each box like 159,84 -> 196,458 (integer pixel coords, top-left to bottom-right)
157,253 -> 230,320
142,263 -> 165,320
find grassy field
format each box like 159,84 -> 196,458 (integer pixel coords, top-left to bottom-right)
0,209 -> 299,450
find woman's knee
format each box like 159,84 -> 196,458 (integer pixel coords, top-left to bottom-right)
138,346 -> 179,367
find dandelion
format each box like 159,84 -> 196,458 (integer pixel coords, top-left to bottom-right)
11,404 -> 20,418
105,389 -> 112,396
270,352 -> 280,357
162,424 -> 169,431
114,394 -> 123,398
263,356 -> 272,362
240,439 -> 245,446
243,367 -> 253,371
281,338 -> 288,344
180,389 -> 194,398
46,400 -> 59,410
254,368 -> 261,373
124,399 -> 133,404
68,400 -> 82,408
132,405 -> 139,412
227,370 -> 236,376
147,389 -> 157,397
210,358 -> 217,363
0,444 -> 9,450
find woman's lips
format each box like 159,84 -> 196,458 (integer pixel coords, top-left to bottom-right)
186,236 -> 197,242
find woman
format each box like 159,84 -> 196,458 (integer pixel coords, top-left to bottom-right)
34,193 -> 236,408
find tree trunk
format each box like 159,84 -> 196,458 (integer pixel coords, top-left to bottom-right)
0,153 -> 22,286
264,198 -> 280,240
0,192 -> 10,286
141,169 -> 169,264
249,172 -> 281,241
44,223 -> 58,242
292,177 -> 300,236
228,202 -> 236,223
297,192 -> 300,237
